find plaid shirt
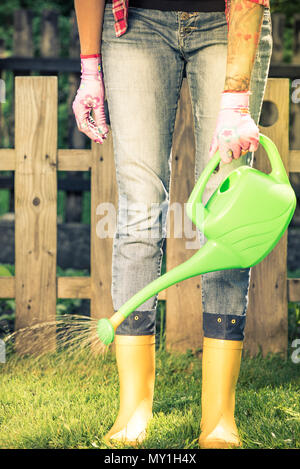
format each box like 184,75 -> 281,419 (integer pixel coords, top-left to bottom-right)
111,0 -> 270,37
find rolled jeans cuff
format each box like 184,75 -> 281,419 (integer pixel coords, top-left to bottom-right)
203,312 -> 246,341
115,309 -> 156,336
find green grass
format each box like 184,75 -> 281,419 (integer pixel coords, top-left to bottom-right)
0,346 -> 299,449
0,264 -> 299,449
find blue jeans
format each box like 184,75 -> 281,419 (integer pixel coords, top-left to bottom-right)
101,5 -> 272,340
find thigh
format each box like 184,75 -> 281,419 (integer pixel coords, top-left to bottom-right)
185,11 -> 228,182
101,6 -> 185,207
186,8 -> 272,207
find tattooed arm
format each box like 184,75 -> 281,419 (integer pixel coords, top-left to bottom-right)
224,0 -> 265,91
208,0 -> 270,163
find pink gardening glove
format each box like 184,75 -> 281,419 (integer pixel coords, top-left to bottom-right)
72,54 -> 109,144
209,91 -> 259,164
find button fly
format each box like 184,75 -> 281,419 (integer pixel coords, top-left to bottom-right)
181,12 -> 198,20
181,12 -> 190,20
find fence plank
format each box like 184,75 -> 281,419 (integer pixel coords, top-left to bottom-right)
289,150 -> 300,173
244,78 -> 290,357
57,149 -> 92,171
0,275 -> 166,302
90,132 -> 117,327
3,148 -> 296,175
14,76 -> 57,354
165,79 -> 203,352
288,278 -> 300,302
57,276 -> 91,299
0,149 -> 15,170
0,149 -> 93,172
0,277 -> 15,298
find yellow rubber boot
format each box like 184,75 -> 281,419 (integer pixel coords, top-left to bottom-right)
199,337 -> 243,449
104,335 -> 155,446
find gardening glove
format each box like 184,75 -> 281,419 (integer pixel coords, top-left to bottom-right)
72,54 -> 109,144
209,91 -> 259,164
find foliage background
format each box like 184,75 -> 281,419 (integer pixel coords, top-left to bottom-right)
0,0 -> 299,60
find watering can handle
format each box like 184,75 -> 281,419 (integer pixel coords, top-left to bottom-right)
186,133 -> 290,228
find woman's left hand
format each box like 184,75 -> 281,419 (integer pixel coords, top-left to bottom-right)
209,91 -> 259,163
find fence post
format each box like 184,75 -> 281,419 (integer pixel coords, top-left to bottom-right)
245,78 -> 290,357
14,76 -> 57,354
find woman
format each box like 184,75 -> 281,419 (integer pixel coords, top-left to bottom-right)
72,0 -> 272,448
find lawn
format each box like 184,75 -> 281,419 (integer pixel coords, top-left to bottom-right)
0,342 -> 299,449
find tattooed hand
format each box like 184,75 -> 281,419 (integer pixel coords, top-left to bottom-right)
209,91 -> 259,163
72,54 -> 109,144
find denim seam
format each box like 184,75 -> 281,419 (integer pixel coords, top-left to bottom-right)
154,57 -> 184,312
151,55 -> 185,312
151,52 -> 184,312
153,238 -> 165,311
115,56 -> 184,328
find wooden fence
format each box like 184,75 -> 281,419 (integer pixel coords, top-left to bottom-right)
0,75 -> 299,356
0,9 -> 300,229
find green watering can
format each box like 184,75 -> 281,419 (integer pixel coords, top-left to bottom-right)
97,133 -> 297,345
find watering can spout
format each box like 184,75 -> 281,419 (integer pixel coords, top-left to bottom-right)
118,239 -> 237,314
97,240 -> 241,345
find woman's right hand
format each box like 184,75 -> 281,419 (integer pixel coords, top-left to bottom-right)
72,54 -> 109,144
